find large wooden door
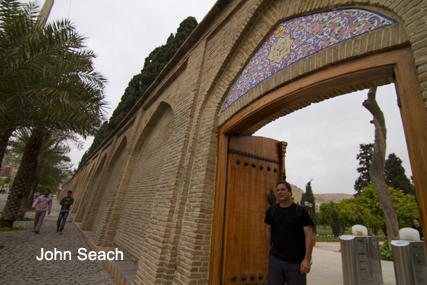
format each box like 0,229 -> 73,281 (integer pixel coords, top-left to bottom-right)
221,135 -> 287,284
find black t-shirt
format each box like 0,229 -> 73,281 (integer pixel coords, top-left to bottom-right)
264,203 -> 313,264
60,197 -> 74,211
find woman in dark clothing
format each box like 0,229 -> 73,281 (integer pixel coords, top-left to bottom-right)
412,218 -> 424,240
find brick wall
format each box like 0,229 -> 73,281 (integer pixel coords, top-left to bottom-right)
61,0 -> 427,283
84,137 -> 128,236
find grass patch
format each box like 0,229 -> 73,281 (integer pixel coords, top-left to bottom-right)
316,227 -> 352,235
16,217 -> 31,221
0,226 -> 25,232
315,227 -> 385,242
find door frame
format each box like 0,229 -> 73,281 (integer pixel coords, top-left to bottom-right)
209,47 -> 427,284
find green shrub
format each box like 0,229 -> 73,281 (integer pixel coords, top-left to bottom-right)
380,240 -> 393,261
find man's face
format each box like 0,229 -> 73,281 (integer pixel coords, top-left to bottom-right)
43,190 -> 49,196
67,192 -> 72,197
276,183 -> 291,202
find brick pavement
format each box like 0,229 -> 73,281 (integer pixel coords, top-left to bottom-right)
0,198 -> 116,285
0,195 -> 399,285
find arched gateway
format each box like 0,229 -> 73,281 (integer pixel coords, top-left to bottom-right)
61,1 -> 427,284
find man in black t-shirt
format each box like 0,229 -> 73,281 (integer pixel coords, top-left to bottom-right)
264,181 -> 314,285
57,190 -> 74,234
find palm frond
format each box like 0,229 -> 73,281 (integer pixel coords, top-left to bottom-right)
0,0 -> 107,137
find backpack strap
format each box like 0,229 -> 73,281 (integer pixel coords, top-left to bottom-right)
270,203 -> 279,215
269,203 -> 279,245
270,203 -> 280,227
295,204 -> 303,226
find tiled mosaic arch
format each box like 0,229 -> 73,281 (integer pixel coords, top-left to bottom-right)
221,8 -> 397,113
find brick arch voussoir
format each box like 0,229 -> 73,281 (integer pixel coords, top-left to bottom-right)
218,1 -> 411,130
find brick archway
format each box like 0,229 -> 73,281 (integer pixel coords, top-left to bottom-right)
210,47 -> 427,284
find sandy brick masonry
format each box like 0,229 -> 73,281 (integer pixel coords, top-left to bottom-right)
60,0 -> 427,284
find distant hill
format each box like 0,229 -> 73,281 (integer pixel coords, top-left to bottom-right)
314,193 -> 354,204
290,184 -> 353,206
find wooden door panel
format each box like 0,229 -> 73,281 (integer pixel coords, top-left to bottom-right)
221,136 -> 284,284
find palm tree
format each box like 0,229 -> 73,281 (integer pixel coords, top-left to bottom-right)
6,128 -> 76,218
0,0 -> 105,166
0,0 -> 107,227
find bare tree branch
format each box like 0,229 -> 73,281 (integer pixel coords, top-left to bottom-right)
363,87 -> 400,243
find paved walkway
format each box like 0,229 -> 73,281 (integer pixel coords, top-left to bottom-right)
1,193 -> 399,284
309,243 -> 396,284
0,195 -> 115,285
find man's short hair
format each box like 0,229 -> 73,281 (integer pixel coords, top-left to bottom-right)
67,190 -> 72,194
44,189 -> 51,193
276,181 -> 292,192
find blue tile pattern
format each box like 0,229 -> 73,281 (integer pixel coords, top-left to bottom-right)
221,9 -> 396,112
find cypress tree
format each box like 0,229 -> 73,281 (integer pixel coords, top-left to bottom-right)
354,143 -> 373,196
354,144 -> 415,197
331,208 -> 341,237
305,180 -> 316,232
79,17 -> 198,167
384,153 -> 415,196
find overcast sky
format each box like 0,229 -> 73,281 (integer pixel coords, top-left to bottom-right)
37,0 -> 412,195
254,84 -> 412,195
38,0 -> 217,163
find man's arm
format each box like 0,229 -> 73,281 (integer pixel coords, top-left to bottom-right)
266,224 -> 272,255
300,225 -> 313,274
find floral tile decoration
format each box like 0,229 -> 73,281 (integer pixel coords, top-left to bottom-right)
221,8 -> 397,112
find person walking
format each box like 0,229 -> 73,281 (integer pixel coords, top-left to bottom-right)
31,189 -> 52,233
264,181 -> 314,285
57,190 -> 74,234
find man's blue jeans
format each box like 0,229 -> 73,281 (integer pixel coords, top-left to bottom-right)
268,254 -> 307,285
57,211 -> 69,232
